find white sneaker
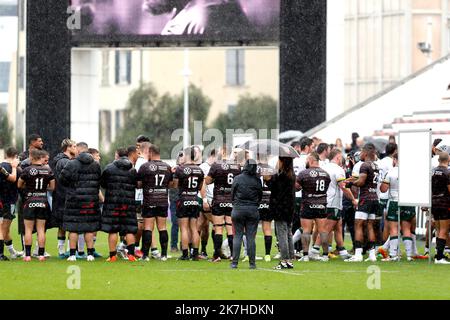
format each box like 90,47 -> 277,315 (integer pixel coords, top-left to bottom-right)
339,253 -> 352,260
318,256 -> 329,262
255,256 -> 263,261
9,250 -> 24,259
117,250 -> 128,260
86,255 -> 95,262
160,256 -> 168,262
407,257 -> 414,262
309,253 -> 321,261
345,255 -> 363,262
434,258 -> 450,265
139,256 -> 150,262
273,252 -> 281,259
67,255 -> 76,262
298,256 -> 309,262
151,250 -> 161,259
382,256 -> 400,262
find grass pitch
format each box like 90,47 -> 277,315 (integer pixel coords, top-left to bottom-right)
0,222 -> 449,300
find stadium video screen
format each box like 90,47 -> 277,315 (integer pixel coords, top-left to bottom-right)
70,0 -> 280,44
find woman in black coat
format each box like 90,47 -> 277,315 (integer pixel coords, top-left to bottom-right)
100,150 -> 138,262
230,159 -> 262,269
267,157 -> 296,270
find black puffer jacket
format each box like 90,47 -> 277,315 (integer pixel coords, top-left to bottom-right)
48,152 -> 71,228
100,157 -> 138,234
231,160 -> 262,211
267,172 -> 296,223
60,152 -> 102,233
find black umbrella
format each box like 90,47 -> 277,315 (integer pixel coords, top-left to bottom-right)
238,139 -> 299,158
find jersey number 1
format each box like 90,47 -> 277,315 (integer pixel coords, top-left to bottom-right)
188,177 -> 198,188
316,180 -> 325,192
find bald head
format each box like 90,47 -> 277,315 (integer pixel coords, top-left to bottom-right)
439,152 -> 449,165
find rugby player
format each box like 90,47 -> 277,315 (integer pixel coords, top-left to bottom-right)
257,154 -> 275,262
317,143 -> 330,167
380,154 -> 415,261
50,139 -> 78,258
0,147 -> 21,260
137,144 -> 174,261
317,149 -> 356,259
205,145 -> 241,262
296,152 -> 331,262
173,146 -> 207,261
345,143 -> 380,262
101,148 -> 138,262
198,149 -> 216,258
18,149 -> 55,261
430,152 -> 450,264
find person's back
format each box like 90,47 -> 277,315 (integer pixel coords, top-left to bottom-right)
60,152 -> 102,233
231,161 -> 262,210
269,171 -> 296,223
101,157 -> 138,234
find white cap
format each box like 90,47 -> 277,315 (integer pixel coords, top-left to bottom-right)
436,141 -> 449,153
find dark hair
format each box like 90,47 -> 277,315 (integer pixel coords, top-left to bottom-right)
433,138 -> 443,147
88,148 -> 99,155
28,134 -> 41,146
291,141 -> 301,149
76,142 -> 88,149
278,157 -> 294,179
40,150 -> 49,158
149,144 -> 160,155
385,143 -> 398,156
5,147 -> 18,158
317,143 -> 329,155
352,132 -> 359,142
300,138 -> 313,151
136,135 -> 150,143
328,148 -> 342,161
127,145 -> 137,154
116,148 -> 128,158
363,143 -> 376,156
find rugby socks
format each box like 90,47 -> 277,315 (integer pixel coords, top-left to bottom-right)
5,240 -> 14,255
142,230 -> 152,257
25,245 -> 32,257
182,249 -> 189,258
264,236 -> 273,255
77,236 -> 85,254
57,236 -> 66,255
292,229 -> 302,244
0,240 -> 4,256
403,237 -> 413,258
388,236 -> 399,257
435,238 -> 446,261
201,239 -> 208,255
87,248 -> 94,256
213,233 -> 223,258
70,249 -> 76,257
411,233 -> 419,256
301,233 -> 311,257
127,244 -> 135,256
159,230 -> 169,257
38,247 -> 45,257
227,235 -> 234,257
354,241 -> 363,258
109,251 -> 117,258
192,248 -> 199,258
382,237 -> 390,250
368,241 -> 376,260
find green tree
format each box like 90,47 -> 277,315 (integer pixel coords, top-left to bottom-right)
212,94 -> 278,135
0,112 -> 13,148
101,83 -> 211,166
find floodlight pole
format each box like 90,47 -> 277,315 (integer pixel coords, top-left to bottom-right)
183,49 -> 191,150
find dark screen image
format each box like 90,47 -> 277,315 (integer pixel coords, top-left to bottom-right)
70,0 -> 280,42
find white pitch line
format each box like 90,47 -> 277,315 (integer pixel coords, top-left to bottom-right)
257,268 -> 304,276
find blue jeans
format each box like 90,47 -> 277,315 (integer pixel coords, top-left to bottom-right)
170,199 -> 179,249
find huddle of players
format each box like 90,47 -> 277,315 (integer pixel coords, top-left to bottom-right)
292,136 -> 450,264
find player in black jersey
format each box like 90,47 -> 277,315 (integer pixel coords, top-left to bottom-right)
431,152 -> 450,264
18,149 -> 55,261
173,146 -> 207,261
0,147 -> 21,261
137,144 -> 174,261
345,143 -> 380,262
205,145 -> 241,262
